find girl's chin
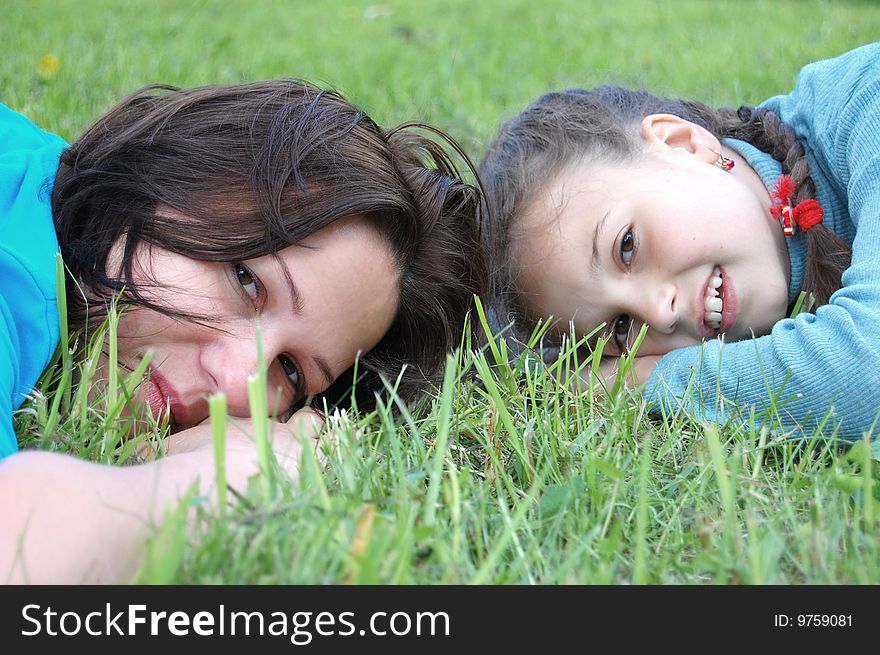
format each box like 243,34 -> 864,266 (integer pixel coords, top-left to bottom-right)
725,322 -> 771,342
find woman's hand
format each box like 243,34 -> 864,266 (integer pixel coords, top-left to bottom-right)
148,407 -> 326,486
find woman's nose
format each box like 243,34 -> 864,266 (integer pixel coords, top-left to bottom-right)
203,338 -> 295,418
200,334 -> 268,417
206,354 -> 257,418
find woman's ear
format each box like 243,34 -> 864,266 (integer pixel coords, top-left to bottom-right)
640,113 -> 721,164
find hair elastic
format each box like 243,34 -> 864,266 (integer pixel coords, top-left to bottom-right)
770,175 -> 823,236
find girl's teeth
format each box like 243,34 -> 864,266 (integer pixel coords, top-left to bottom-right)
705,266 -> 724,329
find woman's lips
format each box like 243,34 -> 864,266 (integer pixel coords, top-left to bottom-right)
142,366 -> 187,426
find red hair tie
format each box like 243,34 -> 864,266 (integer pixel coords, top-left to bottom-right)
769,175 -> 824,236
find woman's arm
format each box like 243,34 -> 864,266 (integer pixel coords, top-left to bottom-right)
0,408 -> 322,584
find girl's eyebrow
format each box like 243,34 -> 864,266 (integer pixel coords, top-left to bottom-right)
312,356 -> 335,388
589,210 -> 611,274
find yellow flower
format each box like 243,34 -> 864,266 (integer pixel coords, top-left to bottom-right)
37,54 -> 60,78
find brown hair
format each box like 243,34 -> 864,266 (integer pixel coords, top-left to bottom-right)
479,86 -> 850,340
52,80 -> 487,405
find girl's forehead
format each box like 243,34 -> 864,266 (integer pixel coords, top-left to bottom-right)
519,148 -> 684,244
517,164 -> 616,250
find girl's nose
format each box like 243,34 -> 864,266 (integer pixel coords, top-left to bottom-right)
641,282 -> 678,334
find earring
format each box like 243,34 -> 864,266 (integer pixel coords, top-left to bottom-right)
711,149 -> 734,171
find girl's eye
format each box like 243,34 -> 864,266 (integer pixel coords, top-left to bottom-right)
620,228 -> 635,266
233,262 -> 261,309
613,314 -> 632,351
278,354 -> 303,395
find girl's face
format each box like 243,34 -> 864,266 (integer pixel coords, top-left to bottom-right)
515,116 -> 790,356
103,214 -> 399,430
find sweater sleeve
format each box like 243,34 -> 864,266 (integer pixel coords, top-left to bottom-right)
1,299 -> 20,459
644,44 -> 880,447
0,104 -> 66,460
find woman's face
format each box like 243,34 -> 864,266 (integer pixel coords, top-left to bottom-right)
103,214 -> 399,430
515,117 -> 790,356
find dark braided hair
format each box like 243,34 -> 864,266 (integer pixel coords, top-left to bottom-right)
479,86 -> 851,339
715,106 -> 850,305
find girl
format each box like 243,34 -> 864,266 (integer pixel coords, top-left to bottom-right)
479,43 -> 879,452
0,80 -> 486,582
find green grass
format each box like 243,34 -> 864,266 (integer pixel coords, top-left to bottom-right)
5,0 -> 880,584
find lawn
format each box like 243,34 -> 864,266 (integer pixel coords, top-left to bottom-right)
4,0 -> 880,585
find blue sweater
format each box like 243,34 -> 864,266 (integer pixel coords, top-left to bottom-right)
0,104 -> 66,458
646,43 -> 880,453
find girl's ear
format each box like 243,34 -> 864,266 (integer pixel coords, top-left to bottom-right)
640,113 -> 721,164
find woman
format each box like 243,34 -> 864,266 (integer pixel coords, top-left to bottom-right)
0,80 -> 486,582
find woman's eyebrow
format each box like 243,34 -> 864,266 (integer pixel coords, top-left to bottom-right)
276,262 -> 304,315
276,262 -> 336,385
589,210 -> 611,274
273,260 -> 333,387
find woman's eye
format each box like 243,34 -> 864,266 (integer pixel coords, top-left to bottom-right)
613,314 -> 632,351
620,228 -> 635,265
233,262 -> 260,308
278,354 -> 302,393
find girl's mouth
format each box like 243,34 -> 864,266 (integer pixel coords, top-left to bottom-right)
704,266 -> 724,330
702,266 -> 737,337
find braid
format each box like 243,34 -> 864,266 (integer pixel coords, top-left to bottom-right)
720,106 -> 851,306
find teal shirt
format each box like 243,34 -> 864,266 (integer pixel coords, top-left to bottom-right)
0,103 -> 67,458
646,43 -> 880,451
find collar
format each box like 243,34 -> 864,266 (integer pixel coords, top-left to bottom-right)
723,137 -> 807,307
